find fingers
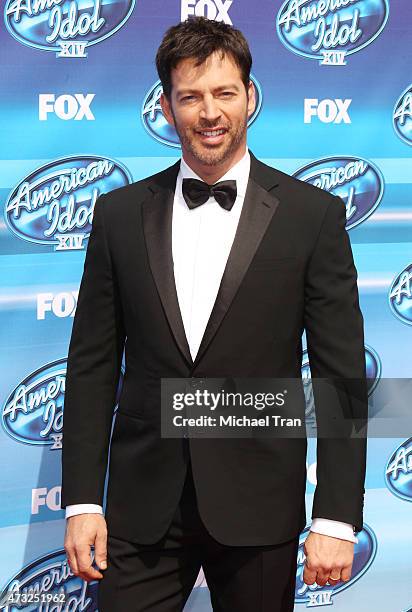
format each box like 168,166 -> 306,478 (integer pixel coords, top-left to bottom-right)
302,557 -> 318,585
303,559 -> 352,586
302,555 -> 330,586
65,542 -> 103,582
303,559 -> 334,586
314,566 -> 331,587
64,543 -> 79,575
75,546 -> 104,582
94,528 -> 108,571
340,564 -> 352,583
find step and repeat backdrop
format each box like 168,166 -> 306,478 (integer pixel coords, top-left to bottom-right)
1,0 -> 412,610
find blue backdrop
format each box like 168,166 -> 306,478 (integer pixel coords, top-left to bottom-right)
1,0 -> 412,609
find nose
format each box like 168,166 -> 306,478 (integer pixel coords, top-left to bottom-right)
199,94 -> 221,123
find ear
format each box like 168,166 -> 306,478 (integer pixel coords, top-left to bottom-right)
247,80 -> 256,120
160,92 -> 175,127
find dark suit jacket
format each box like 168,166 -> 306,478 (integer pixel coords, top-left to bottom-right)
61,151 -> 368,545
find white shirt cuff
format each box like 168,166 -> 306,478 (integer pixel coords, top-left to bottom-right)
310,518 -> 358,543
65,504 -> 104,519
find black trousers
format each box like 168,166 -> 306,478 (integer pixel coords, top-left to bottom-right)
98,461 -> 299,611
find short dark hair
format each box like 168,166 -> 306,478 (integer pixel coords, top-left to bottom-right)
156,17 -> 252,99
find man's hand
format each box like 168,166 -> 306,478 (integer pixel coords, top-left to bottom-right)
64,514 -> 108,582
303,531 -> 354,586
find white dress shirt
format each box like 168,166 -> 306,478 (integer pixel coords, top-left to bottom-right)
66,149 -> 357,544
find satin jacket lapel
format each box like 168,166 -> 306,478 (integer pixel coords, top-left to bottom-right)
193,155 -> 280,368
142,162 -> 194,368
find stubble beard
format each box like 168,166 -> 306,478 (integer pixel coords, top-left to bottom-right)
173,110 -> 248,167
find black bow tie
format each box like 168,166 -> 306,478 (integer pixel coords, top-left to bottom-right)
182,178 -> 237,211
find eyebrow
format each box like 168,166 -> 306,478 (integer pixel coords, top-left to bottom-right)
176,84 -> 241,96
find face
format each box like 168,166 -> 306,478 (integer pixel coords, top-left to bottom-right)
160,52 -> 256,177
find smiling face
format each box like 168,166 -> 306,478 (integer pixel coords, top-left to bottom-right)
160,52 -> 256,182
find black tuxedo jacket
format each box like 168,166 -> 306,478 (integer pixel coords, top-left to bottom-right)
61,151 -> 368,545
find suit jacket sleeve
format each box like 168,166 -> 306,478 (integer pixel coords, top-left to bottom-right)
304,194 -> 368,533
61,194 -> 126,508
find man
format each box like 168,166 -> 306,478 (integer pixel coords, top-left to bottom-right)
62,17 -> 368,612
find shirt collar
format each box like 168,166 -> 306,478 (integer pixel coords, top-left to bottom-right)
179,149 -> 250,198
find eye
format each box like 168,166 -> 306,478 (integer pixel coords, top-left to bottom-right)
180,95 -> 196,103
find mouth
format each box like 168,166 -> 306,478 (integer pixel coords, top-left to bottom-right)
195,127 -> 228,144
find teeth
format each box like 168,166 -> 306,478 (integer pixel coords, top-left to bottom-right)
200,129 -> 225,136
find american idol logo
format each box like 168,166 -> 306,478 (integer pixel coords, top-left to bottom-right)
388,263 -> 412,326
141,75 -> 263,147
0,549 -> 97,611
293,156 -> 384,230
2,359 -> 67,450
393,84 -> 412,146
276,0 -> 388,66
295,524 -> 377,606
5,155 -> 132,250
2,359 -> 124,450
4,0 -> 135,58
385,438 -> 412,502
